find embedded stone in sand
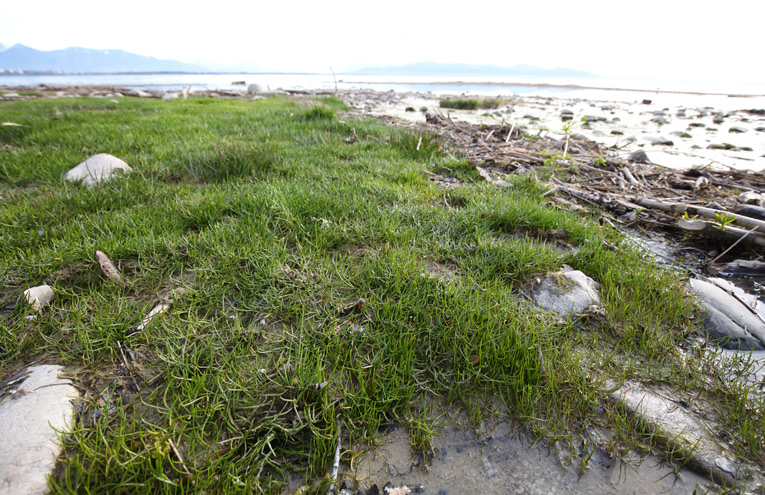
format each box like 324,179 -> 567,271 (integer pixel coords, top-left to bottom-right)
531,267 -> 600,317
0,365 -> 78,495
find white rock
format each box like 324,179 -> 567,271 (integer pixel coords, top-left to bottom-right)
161,92 -> 179,100
0,365 -> 78,495
63,153 -> 132,188
23,285 -> 54,313
610,381 -> 750,485
247,83 -> 265,95
135,90 -> 151,98
531,267 -> 600,317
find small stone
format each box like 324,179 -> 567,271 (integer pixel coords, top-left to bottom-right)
161,92 -> 179,100
738,192 -> 765,206
560,109 -> 574,115
755,126 -> 765,132
405,107 -> 415,112
713,115 -> 724,124
23,285 -> 54,313
728,126 -> 746,133
689,122 -> 706,128
135,90 -> 151,98
610,129 -> 624,135
641,99 -> 652,105
64,153 -> 132,187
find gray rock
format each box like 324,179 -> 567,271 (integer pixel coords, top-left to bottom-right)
609,381 -> 752,485
688,278 -> 765,350
247,84 -> 265,95
161,92 -> 179,100
531,267 -> 600,317
729,126 -> 747,133
560,109 -> 574,115
135,90 -> 151,98
707,143 -> 735,150
610,129 -> 624,135
23,285 -> 54,313
644,136 -> 674,146
627,150 -> 649,163
64,153 -> 132,188
755,127 -> 765,132
0,365 -> 78,495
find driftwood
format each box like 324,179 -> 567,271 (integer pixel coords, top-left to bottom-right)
631,198 -> 765,231
677,219 -> 765,248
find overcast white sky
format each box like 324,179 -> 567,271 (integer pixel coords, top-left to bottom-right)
1,0 -> 761,83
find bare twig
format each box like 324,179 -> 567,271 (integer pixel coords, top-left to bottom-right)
327,422 -> 342,495
710,225 -> 761,264
168,438 -> 192,475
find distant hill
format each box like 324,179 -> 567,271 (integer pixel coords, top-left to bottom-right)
348,62 -> 596,78
0,44 -> 208,73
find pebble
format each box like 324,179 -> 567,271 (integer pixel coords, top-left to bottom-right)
23,284 -> 54,313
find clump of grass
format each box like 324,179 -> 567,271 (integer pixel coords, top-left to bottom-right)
439,98 -> 501,110
303,105 -> 336,120
172,142 -> 282,183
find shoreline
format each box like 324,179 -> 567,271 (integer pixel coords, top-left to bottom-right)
339,79 -> 765,98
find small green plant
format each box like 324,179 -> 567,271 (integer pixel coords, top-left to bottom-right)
715,212 -> 736,230
594,155 -> 607,167
541,150 -> 571,169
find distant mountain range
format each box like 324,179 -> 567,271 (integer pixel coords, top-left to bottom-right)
0,44 -> 208,73
349,62 -> 597,78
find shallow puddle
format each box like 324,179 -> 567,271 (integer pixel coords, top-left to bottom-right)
342,420 -> 717,495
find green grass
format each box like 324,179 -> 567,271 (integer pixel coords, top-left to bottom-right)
439,98 -> 501,110
0,95 -> 762,493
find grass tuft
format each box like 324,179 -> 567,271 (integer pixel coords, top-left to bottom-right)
439,98 -> 501,110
